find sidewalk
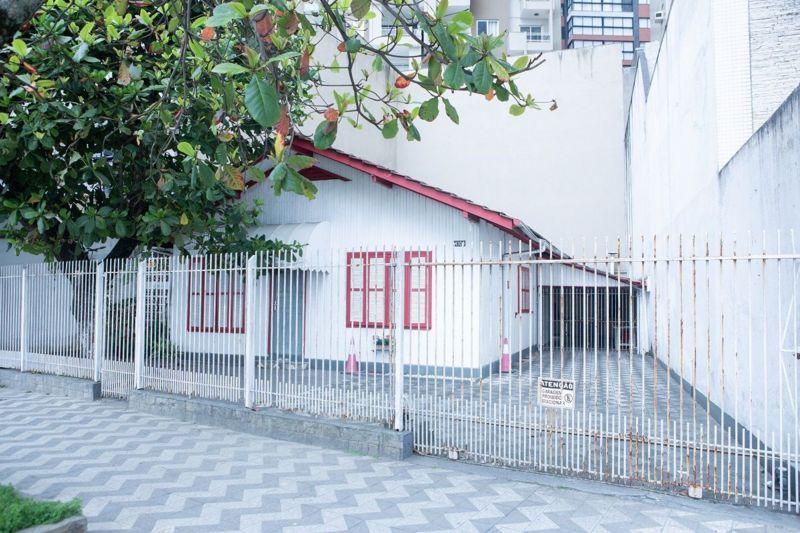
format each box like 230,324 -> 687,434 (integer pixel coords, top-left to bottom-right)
0,388 -> 797,532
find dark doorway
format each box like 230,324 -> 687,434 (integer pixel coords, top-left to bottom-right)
541,286 -> 637,350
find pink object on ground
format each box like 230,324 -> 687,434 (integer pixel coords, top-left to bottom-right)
345,340 -> 359,374
500,338 -> 511,373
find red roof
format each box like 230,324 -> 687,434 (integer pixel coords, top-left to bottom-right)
291,138 -> 536,244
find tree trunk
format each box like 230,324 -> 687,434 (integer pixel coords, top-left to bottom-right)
0,0 -> 44,45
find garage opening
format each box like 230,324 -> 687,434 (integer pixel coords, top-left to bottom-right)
541,286 -> 637,350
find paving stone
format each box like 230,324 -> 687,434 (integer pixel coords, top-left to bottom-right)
0,388 -> 797,533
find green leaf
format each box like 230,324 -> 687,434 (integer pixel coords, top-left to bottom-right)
246,166 -> 265,182
78,22 -> 95,43
405,122 -> 421,142
450,10 -> 473,30
371,55 -> 383,72
431,24 -> 457,61
435,0 -> 449,19
351,0 -> 371,20
177,142 -> 195,157
428,57 -> 442,81
488,57 -> 509,82
211,62 -> 250,75
471,60 -> 491,94
443,62 -> 465,88
344,38 -> 361,53
244,75 -> 280,129
206,2 -> 247,27
418,98 -> 439,122
313,120 -> 337,149
509,104 -> 525,116
382,119 -> 399,139
72,43 -> 89,63
443,98 -> 459,124
512,55 -> 529,71
266,51 -> 301,64
269,162 -> 288,193
11,39 -> 28,58
286,154 -> 316,170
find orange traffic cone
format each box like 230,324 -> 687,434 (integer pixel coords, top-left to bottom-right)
345,338 -> 359,374
500,337 -> 511,372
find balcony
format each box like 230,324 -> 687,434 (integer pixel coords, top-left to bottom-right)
508,31 -> 554,54
521,0 -> 555,15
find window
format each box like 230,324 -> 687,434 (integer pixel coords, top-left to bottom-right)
347,252 -> 391,328
476,19 -> 500,36
520,25 -> 546,42
404,251 -> 432,330
187,258 -> 246,333
518,266 -> 531,314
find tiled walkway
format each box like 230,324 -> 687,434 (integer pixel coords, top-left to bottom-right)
0,387 -> 797,532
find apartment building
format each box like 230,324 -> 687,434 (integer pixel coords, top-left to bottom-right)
366,0 -> 660,66
456,0 -> 659,64
470,0 -> 561,55
562,0 -> 655,66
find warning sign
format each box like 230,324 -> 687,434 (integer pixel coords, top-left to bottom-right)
538,378 -> 576,409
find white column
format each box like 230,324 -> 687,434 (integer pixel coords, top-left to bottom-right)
92,262 -> 106,382
133,260 -> 146,389
19,266 -> 28,372
244,254 -> 257,408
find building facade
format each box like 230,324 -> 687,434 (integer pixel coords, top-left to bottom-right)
470,0 -> 561,56
439,0 -> 659,64
562,0 -> 656,66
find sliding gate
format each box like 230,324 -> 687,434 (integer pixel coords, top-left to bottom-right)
403,237 -> 799,512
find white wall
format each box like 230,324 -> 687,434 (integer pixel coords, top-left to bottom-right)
322,44 -> 628,247
625,0 -> 800,446
625,0 -> 800,237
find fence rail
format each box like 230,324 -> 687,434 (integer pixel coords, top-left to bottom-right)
0,233 -> 798,512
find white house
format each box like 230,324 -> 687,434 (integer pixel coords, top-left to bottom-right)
161,138 -> 640,380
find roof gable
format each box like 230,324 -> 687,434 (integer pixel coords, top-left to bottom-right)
291,138 -> 534,243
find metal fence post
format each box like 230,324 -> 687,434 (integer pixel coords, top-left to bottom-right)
392,255 -> 405,432
19,266 -> 28,372
244,254 -> 257,408
133,260 -> 146,389
92,262 -> 106,382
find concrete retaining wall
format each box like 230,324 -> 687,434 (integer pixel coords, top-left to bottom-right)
129,390 -> 413,460
0,369 -> 100,401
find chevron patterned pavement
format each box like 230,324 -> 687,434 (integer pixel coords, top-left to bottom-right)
0,387 -> 798,532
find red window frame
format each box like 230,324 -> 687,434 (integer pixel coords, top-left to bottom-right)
346,251 -> 392,328
186,258 -> 246,333
518,265 -> 531,314
404,251 -> 432,330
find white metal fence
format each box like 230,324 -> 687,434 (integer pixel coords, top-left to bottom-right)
0,234 -> 798,512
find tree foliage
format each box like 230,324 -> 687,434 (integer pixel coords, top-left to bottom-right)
0,0 -> 549,261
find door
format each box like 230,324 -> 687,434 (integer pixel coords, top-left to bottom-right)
268,271 -> 305,359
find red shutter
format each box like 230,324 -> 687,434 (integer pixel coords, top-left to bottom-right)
347,251 -> 391,328
404,251 -> 432,330
518,265 -> 531,314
